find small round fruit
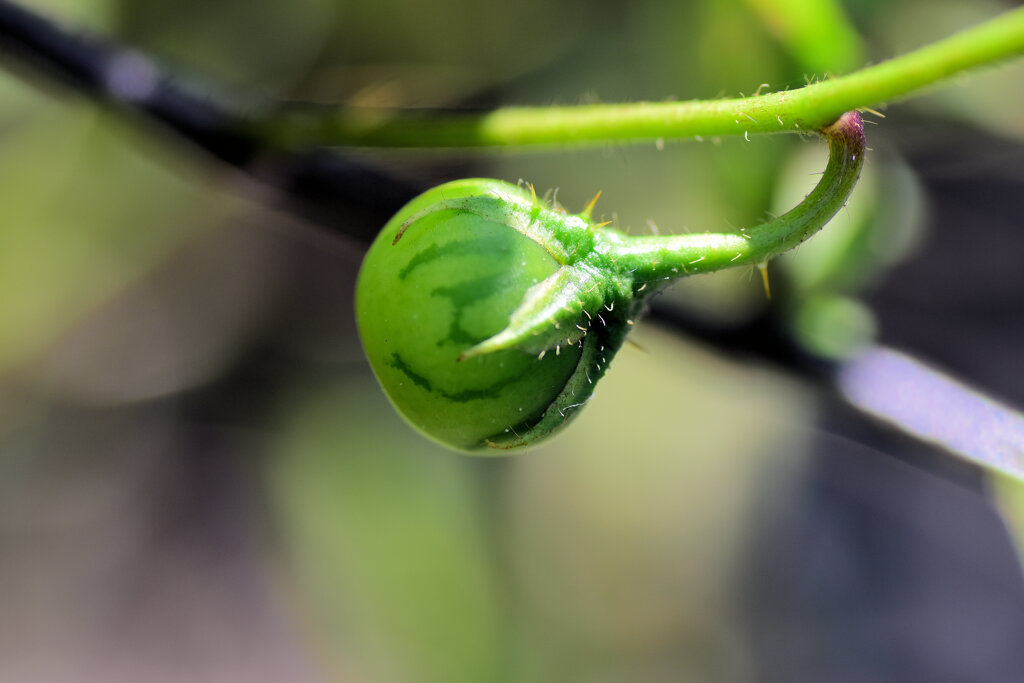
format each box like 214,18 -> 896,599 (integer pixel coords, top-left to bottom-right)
356,179 -> 584,453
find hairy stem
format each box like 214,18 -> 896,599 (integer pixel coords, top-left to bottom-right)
266,7 -> 1024,149
611,111 -> 865,281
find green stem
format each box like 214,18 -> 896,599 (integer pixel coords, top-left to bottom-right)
267,7 -> 1024,149
611,111 -> 865,281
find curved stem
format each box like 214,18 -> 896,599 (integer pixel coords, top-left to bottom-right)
267,7 -> 1024,149
610,112 -> 865,281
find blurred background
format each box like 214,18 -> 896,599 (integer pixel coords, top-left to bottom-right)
3,0 -> 1024,681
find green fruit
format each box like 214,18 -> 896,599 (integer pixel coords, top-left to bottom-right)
355,112 -> 865,454
356,179 -> 597,453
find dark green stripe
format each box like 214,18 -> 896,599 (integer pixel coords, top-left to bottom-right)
388,353 -> 513,402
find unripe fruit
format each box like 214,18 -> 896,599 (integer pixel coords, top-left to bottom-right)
356,179 -> 603,453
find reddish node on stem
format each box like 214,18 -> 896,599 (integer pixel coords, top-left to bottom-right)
822,110 -> 865,149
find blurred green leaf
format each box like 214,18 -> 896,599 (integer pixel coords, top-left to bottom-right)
743,0 -> 865,74
270,376 -> 508,683
0,102 -> 233,373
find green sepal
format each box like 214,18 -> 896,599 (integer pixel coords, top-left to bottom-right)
460,264 -> 603,359
482,301 -> 635,450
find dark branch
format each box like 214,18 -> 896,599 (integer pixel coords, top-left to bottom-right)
0,0 -> 419,230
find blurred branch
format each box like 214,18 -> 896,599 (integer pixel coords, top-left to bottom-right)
0,0 -> 419,233
264,7 -> 1024,148
0,0 -> 255,165
649,299 -> 1024,483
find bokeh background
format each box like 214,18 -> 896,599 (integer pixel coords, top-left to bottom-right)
3,0 -> 1024,681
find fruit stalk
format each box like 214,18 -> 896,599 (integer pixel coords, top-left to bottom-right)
611,110 -> 866,284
